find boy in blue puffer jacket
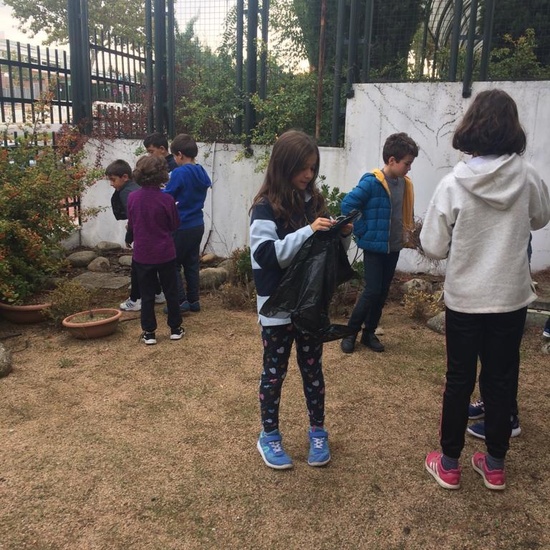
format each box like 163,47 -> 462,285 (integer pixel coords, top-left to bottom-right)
340,132 -> 419,353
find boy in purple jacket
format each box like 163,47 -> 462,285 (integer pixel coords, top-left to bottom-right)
127,155 -> 183,345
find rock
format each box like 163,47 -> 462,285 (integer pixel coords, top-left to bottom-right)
542,340 -> 550,355
402,278 -> 433,294
96,241 -> 122,253
217,258 -> 234,271
201,253 -> 221,265
525,308 -> 549,328
66,250 -> 98,267
427,311 -> 446,334
200,267 -> 229,290
73,272 -> 130,290
0,343 -> 13,378
88,257 -> 111,272
118,255 -> 133,267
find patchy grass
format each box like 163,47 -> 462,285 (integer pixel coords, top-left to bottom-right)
0,271 -> 549,549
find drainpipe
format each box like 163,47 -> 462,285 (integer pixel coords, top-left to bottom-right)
462,0 -> 479,98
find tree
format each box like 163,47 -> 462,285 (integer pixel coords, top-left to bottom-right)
489,29 -> 550,80
283,0 -> 425,78
174,20 -> 242,142
483,0 -> 550,67
3,0 -> 148,45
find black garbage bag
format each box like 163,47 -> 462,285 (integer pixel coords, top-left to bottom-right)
260,210 -> 361,342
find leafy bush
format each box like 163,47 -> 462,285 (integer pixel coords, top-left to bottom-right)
229,246 -> 253,285
0,99 -> 100,304
44,280 -> 97,326
320,182 -> 346,219
219,282 -> 256,311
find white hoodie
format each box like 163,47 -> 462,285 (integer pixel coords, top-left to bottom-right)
420,154 -> 550,313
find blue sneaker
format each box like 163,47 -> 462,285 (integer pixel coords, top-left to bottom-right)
468,400 -> 485,420
308,427 -> 331,467
180,301 -> 200,313
467,415 -> 521,440
163,300 -> 196,314
257,430 -> 293,469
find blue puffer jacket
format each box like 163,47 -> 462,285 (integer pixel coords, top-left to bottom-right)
341,169 -> 414,253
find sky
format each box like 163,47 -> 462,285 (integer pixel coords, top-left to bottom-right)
0,0 -> 231,50
0,1 -> 52,46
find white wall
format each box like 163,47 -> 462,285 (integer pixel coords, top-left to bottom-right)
78,81 -> 550,271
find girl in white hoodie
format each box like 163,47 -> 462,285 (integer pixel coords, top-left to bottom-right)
421,89 -> 550,491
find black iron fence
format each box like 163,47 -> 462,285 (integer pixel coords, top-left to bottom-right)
1,30 -> 151,139
0,40 -> 71,125
2,1 -> 550,146
173,0 -> 550,146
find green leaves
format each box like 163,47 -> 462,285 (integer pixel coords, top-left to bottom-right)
0,106 -> 97,303
4,0 -> 147,45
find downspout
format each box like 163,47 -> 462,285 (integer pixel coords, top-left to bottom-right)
201,142 -> 216,255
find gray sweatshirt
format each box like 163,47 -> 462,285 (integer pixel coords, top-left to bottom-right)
420,153 -> 550,313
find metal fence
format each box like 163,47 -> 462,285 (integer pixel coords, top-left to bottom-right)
0,39 -> 71,125
173,0 -> 550,145
89,31 -> 151,138
0,35 -> 150,139
2,0 -> 550,145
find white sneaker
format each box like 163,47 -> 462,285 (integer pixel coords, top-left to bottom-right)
155,292 -> 166,304
120,298 -> 141,311
543,329 -> 550,338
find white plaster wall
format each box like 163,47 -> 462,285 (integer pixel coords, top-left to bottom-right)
343,81 -> 550,272
77,81 -> 550,271
77,139 -> 347,258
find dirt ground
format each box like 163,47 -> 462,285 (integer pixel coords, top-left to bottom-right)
1,270 -> 549,550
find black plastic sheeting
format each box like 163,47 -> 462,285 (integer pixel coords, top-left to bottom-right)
260,210 -> 361,342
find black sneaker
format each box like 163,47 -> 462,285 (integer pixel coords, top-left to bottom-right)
170,326 -> 185,340
141,331 -> 157,345
361,332 -> 385,352
340,334 -> 357,354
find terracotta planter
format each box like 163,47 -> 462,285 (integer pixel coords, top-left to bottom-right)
0,302 -> 52,324
62,308 -> 122,339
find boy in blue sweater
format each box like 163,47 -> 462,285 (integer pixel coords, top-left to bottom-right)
164,134 -> 212,312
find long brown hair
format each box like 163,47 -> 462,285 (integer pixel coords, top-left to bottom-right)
453,89 -> 526,156
251,130 -> 326,229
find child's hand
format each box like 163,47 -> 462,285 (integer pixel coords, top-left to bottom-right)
310,217 -> 335,232
340,223 -> 353,237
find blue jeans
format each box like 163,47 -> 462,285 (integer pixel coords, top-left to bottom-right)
347,250 -> 400,334
173,225 -> 204,303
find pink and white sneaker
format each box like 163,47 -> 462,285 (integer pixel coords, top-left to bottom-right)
471,452 -> 506,490
425,451 -> 461,489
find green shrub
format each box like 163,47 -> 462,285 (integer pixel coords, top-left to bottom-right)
44,280 -> 97,326
0,96 -> 100,304
230,246 -> 253,285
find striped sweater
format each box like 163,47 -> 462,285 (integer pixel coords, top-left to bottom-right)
250,197 -> 315,326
